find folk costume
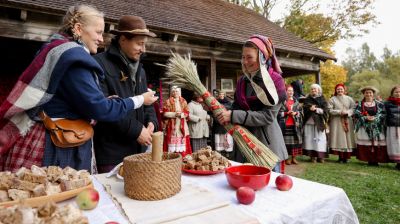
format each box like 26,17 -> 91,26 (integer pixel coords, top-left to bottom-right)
213,97 -> 234,154
302,85 -> 329,162
0,34 -> 137,172
232,35 -> 287,172
354,86 -> 388,165
187,99 -> 210,152
163,87 -> 192,157
278,98 -> 303,164
328,84 -> 356,162
385,95 -> 400,168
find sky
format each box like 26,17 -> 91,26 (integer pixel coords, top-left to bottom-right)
333,0 -> 400,63
269,0 -> 400,63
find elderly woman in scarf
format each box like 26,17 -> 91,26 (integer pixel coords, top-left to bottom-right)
163,86 -> 192,156
328,84 -> 356,163
303,84 -> 329,163
216,35 -> 287,172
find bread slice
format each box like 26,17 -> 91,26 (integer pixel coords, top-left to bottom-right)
0,190 -> 10,202
8,189 -> 31,200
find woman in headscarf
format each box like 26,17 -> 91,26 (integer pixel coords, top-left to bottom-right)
216,35 -> 287,172
328,84 -> 356,163
302,84 -> 329,163
163,86 -> 192,156
278,85 -> 303,165
354,86 -> 388,166
385,85 -> 400,170
188,93 -> 210,152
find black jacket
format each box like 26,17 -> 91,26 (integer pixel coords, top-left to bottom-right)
385,100 -> 400,127
212,98 -> 232,134
93,41 -> 158,166
303,95 -> 328,131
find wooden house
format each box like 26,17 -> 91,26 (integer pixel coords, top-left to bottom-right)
0,0 -> 335,102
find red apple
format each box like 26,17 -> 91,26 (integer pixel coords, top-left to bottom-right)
275,174 -> 293,191
236,186 -> 255,205
76,188 -> 99,210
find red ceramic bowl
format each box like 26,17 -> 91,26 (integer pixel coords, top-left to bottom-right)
225,165 -> 271,190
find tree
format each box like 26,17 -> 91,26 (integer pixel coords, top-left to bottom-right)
320,60 -> 347,97
346,52 -> 400,101
226,0 -> 378,48
342,43 -> 378,80
282,10 -> 338,49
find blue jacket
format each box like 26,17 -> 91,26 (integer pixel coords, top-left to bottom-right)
42,45 -> 135,171
43,47 -> 134,120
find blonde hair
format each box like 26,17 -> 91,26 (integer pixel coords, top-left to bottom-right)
59,4 -> 104,39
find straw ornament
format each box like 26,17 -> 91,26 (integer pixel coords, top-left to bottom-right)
157,52 -> 279,169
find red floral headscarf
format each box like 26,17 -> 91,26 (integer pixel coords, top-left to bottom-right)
334,83 -> 346,96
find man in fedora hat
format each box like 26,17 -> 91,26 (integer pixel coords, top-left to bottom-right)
93,15 -> 158,173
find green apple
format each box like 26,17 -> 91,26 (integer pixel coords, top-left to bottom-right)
76,188 -> 99,210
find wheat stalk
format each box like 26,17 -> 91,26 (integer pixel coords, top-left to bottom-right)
157,52 -> 279,169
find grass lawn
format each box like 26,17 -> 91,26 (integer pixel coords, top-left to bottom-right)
286,155 -> 400,224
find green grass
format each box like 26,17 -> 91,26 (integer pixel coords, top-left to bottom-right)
292,155 -> 400,224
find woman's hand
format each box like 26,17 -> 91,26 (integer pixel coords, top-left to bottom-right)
142,91 -> 158,105
216,110 -> 232,125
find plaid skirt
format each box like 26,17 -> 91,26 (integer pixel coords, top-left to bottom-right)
1,122 -> 45,172
190,138 -> 208,152
283,125 -> 302,156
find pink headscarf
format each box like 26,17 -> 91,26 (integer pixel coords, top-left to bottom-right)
247,35 -> 282,74
240,34 -> 286,105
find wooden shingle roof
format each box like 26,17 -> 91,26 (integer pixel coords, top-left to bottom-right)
3,0 -> 335,60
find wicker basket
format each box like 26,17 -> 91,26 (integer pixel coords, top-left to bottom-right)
123,152 -> 182,201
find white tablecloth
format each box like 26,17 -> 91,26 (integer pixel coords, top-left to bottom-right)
80,172 -> 359,224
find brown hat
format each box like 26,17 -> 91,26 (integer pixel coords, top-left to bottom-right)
360,86 -> 378,94
110,15 -> 156,37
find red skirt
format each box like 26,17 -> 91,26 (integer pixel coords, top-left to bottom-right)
355,145 -> 389,163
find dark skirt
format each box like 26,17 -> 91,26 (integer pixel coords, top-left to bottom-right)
190,138 -> 208,152
330,149 -> 354,159
283,125 -> 302,156
303,150 -> 329,159
43,132 -> 92,171
355,145 -> 389,163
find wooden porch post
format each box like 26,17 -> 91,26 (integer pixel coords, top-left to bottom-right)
210,57 -> 217,92
315,71 -> 321,85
